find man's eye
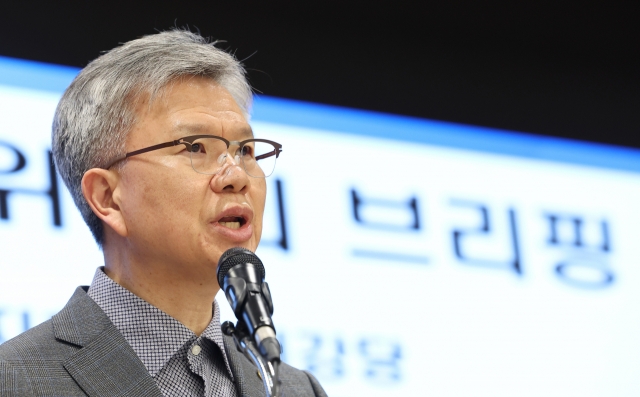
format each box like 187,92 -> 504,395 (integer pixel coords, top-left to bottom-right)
191,143 -> 206,153
241,146 -> 254,157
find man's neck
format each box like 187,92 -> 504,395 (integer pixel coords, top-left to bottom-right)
103,257 -> 220,336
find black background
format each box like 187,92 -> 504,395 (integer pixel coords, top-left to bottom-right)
0,1 -> 638,147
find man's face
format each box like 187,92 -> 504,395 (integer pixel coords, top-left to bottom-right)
113,77 -> 266,279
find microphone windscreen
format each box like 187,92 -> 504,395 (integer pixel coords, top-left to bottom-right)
217,247 -> 266,287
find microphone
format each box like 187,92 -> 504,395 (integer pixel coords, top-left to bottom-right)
217,247 -> 281,363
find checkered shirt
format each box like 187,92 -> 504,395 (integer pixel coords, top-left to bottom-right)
87,267 -> 238,397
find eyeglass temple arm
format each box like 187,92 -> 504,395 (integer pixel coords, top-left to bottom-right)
124,140 -> 186,158
104,140 -> 187,169
255,147 -> 282,161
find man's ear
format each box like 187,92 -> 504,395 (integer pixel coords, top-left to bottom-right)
81,168 -> 128,237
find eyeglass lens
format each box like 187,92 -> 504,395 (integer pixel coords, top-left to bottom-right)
188,137 -> 278,177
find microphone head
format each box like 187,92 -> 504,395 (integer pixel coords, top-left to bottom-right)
217,247 -> 265,287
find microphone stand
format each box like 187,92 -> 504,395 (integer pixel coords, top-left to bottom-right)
223,321 -> 281,397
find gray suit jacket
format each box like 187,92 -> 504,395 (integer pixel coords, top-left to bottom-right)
0,287 -> 327,397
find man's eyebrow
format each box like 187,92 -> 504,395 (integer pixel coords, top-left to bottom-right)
172,123 -> 214,135
172,124 -> 255,139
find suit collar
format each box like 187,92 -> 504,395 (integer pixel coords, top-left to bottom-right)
52,287 -> 266,397
222,334 -> 272,397
52,286 -> 163,397
52,286 -> 111,347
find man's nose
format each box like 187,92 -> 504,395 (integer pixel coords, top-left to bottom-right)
211,153 -> 250,193
217,152 -> 241,167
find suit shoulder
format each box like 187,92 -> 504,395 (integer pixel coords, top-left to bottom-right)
302,369 -> 328,397
0,320 -> 86,396
0,357 -> 22,396
0,319 -> 76,362
0,320 -> 53,358
279,362 -> 328,397
221,334 -> 327,396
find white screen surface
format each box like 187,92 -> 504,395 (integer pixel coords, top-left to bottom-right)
0,56 -> 639,396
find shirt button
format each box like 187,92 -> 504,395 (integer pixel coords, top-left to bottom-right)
191,345 -> 202,356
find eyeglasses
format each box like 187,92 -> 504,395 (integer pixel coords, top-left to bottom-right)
105,135 -> 282,178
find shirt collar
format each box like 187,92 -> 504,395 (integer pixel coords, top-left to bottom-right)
87,267 -> 234,379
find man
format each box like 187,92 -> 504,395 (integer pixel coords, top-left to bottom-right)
0,30 -> 327,397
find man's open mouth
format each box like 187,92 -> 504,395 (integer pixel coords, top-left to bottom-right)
218,216 -> 247,229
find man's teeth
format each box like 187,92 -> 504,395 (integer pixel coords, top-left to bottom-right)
219,221 -> 241,229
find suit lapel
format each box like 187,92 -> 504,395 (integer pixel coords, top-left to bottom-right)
63,324 -> 162,397
223,335 -> 268,397
52,287 -> 163,397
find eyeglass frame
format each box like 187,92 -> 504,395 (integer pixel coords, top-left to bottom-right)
103,134 -> 283,177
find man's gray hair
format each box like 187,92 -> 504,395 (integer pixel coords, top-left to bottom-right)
52,30 -> 252,246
